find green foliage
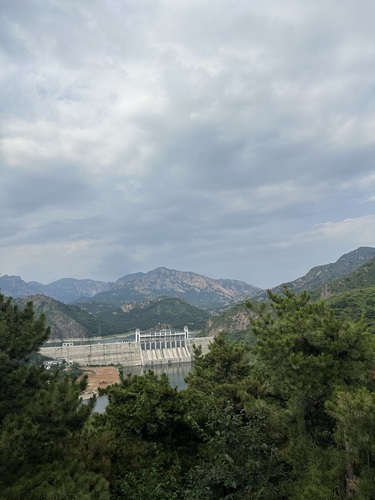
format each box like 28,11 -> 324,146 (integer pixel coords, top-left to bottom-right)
327,287 -> 375,334
0,296 -> 50,360
0,295 -> 50,423
188,332 -> 252,386
248,288 -> 375,498
78,296 -> 209,336
183,334 -> 287,498
88,335 -> 287,499
250,290 -> 374,400
116,465 -> 182,500
183,401 -> 287,500
104,371 -> 192,446
0,294 -> 108,498
323,256 -> 375,295
204,302 -> 258,346
4,288 -> 375,498
89,370 -> 200,498
326,387 -> 375,498
68,361 -> 84,379
186,332 -> 261,412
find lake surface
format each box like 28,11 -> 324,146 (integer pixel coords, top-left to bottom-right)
93,362 -> 193,413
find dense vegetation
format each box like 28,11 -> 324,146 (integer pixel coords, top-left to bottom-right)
77,296 -> 210,335
18,295 -> 101,338
273,248 -> 375,295
327,287 -> 375,334
322,257 -> 375,295
0,294 -> 108,498
14,295 -> 210,339
315,257 -> 375,334
1,289 -> 375,498
204,302 -> 259,344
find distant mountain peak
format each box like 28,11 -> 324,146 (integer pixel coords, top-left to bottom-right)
76,267 -> 262,310
272,247 -> 375,294
3,247 -> 374,309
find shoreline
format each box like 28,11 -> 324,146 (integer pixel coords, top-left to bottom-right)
79,366 -> 120,400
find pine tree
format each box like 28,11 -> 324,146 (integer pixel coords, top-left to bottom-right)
0,294 -> 109,499
0,295 -> 50,423
248,288 -> 375,498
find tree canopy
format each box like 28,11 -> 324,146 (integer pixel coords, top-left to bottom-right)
0,294 -> 108,499
2,289 -> 375,498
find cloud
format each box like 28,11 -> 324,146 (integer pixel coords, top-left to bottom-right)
1,0 -> 375,288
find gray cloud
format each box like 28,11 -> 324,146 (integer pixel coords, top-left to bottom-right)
1,0 -> 375,288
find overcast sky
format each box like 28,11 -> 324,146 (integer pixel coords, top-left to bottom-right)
1,0 -> 375,288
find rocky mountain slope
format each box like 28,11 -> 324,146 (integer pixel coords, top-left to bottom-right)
205,247 -> 375,338
318,257 -> 375,333
76,267 -> 262,310
5,247 -> 375,341
204,303 -> 252,341
271,247 -> 375,294
317,255 -> 375,297
0,275 -> 113,303
13,295 -> 99,340
1,267 -> 261,309
13,295 -> 209,340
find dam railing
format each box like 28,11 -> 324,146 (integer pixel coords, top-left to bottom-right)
40,328 -> 212,367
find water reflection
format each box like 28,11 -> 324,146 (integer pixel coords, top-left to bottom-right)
121,362 -> 193,391
93,362 -> 193,413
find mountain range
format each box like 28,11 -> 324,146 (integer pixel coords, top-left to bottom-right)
3,246 -> 375,340
205,247 -> 375,339
272,246 -> 375,294
13,295 -> 210,340
0,267 -> 261,308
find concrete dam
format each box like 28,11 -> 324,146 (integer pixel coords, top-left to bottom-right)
40,327 -> 212,367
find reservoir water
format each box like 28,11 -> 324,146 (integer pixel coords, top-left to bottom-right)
92,361 -> 193,413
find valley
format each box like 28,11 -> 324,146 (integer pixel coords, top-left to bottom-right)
2,246 -> 375,342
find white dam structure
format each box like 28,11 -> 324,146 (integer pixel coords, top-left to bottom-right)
40,327 -> 212,367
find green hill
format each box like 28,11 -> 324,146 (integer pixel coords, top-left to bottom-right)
325,287 -> 375,333
317,256 -> 375,296
14,295 -> 100,339
14,295 -> 209,339
204,302 -> 258,346
273,247 -> 375,294
311,257 -> 375,333
206,255 -> 375,342
76,296 -> 210,335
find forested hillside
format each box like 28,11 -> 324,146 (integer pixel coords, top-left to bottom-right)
14,295 -> 100,339
2,291 -> 375,498
78,296 -> 210,334
326,288 -> 375,333
272,246 -> 375,294
13,295 -> 209,339
206,254 -> 375,339
318,257 -> 375,333
204,302 -> 255,344
319,256 -> 375,295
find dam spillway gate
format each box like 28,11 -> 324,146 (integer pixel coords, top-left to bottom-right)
40,327 -> 212,367
136,327 -> 191,365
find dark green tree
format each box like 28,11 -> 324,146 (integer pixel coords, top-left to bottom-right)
185,332 -> 257,411
90,370 -> 199,499
0,294 -> 108,499
183,332 -> 287,499
248,288 -> 375,498
0,296 -> 50,423
326,387 -> 375,498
